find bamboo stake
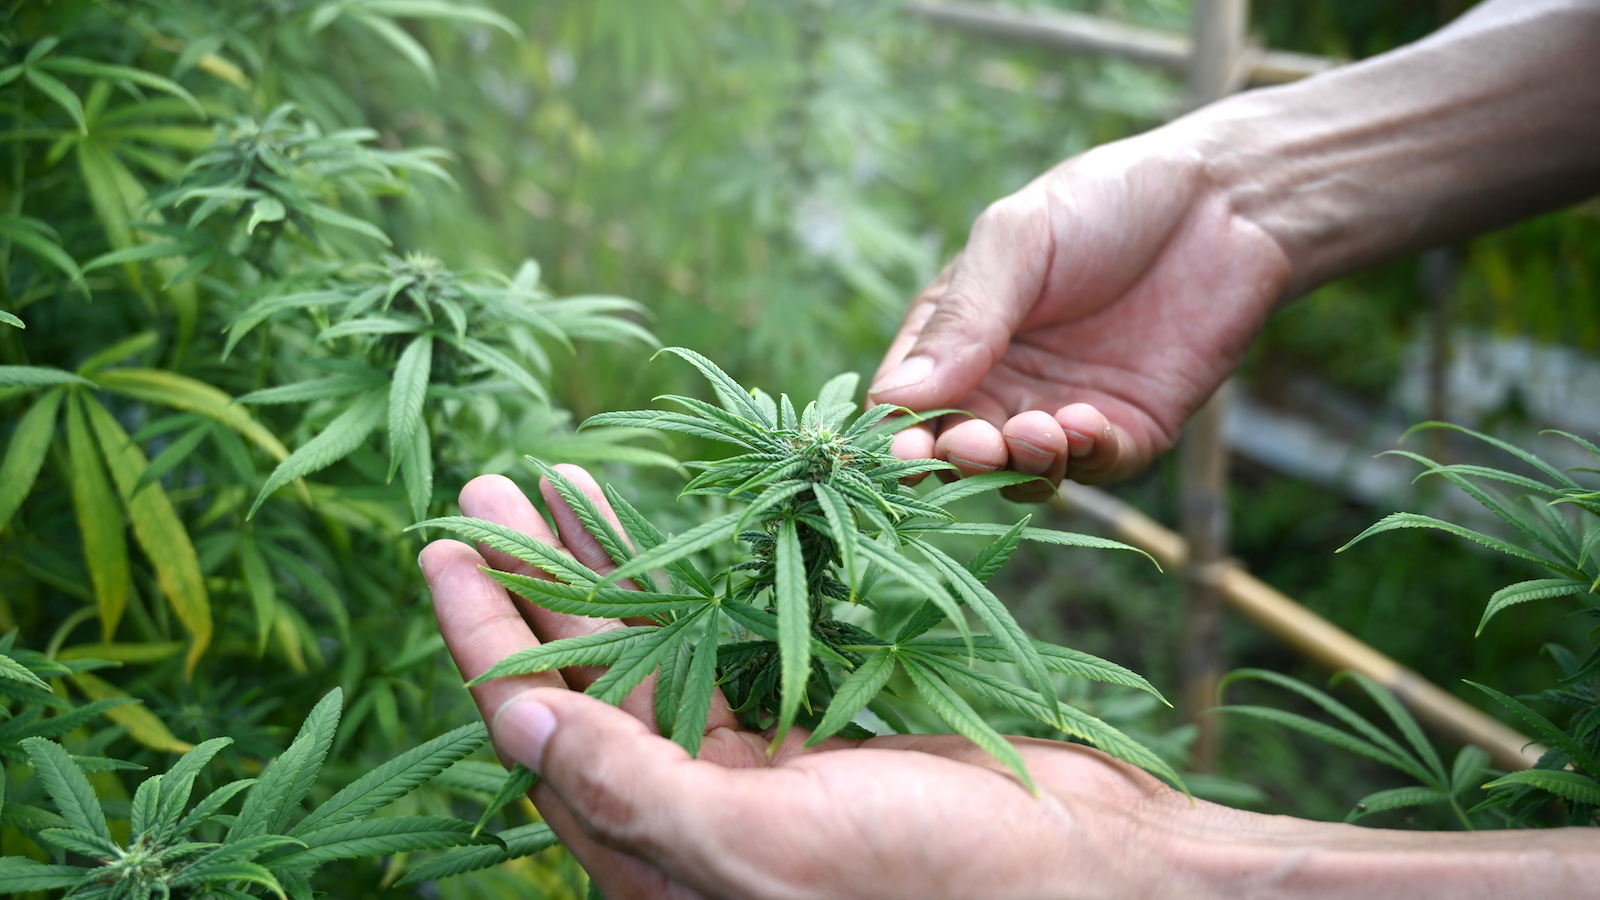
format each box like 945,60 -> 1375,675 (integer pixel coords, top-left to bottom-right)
1054,481 -> 1544,772
908,1 -> 1339,86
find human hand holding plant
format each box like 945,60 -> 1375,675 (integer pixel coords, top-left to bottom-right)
419,468 -> 1196,900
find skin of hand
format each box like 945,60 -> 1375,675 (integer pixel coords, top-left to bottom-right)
868,0 -> 1600,497
421,471 -> 1599,900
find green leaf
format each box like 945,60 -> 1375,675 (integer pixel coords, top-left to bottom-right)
604,485 -> 716,597
0,387 -> 64,533
772,518 -> 810,747
1344,786 -> 1449,823
672,625 -> 719,758
901,658 -> 1033,791
395,822 -> 558,886
583,409 -> 762,448
0,697 -> 135,744
67,392 -> 129,642
230,688 -> 343,842
0,308 -> 21,328
587,610 -> 707,706
21,736 -> 110,841
0,857 -> 92,892
460,337 -> 548,404
1477,578 -> 1590,635
269,815 -> 484,869
35,826 -> 119,859
906,536 -> 1057,723
526,458 -> 634,571
1449,744 -> 1491,796
815,371 -> 860,429
916,524 -> 1157,567
170,860 -> 286,896
919,472 -> 1047,507
400,422 -> 434,522
0,365 -> 93,388
471,764 -> 538,837
601,511 -> 742,591
177,779 -> 258,835
152,737 -> 234,843
854,538 -> 971,647
388,335 -> 433,477
251,391 -> 386,517
24,67 -> 85,132
247,196 -> 287,234
1483,769 -> 1600,806
237,373 -> 387,405
0,214 -> 84,282
133,422 -> 212,494
654,346 -> 767,425
1401,421 -> 1581,489
224,291 -> 347,359
316,317 -> 419,343
0,652 -> 51,692
306,201 -> 392,243
812,481 -> 860,595
412,517 -> 598,588
1465,680 -> 1600,775
347,10 -> 438,85
805,648 -> 895,746
1339,512 -> 1563,571
41,57 -> 204,114
81,241 -> 191,271
1336,671 -> 1446,784
293,721 -> 487,835
85,398 -> 212,675
966,516 -> 1029,585
469,627 -> 660,684
1215,705 -> 1411,774
909,637 -> 1167,703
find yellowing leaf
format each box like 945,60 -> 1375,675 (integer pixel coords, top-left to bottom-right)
70,670 -> 193,754
95,368 -> 290,462
84,396 -> 211,677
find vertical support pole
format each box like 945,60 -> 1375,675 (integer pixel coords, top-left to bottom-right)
1178,0 -> 1248,773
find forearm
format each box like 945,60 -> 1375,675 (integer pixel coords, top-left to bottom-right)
1157,813 -> 1600,899
1181,0 -> 1600,297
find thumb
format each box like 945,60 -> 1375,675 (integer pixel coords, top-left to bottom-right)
493,688 -> 709,859
868,192 -> 1052,411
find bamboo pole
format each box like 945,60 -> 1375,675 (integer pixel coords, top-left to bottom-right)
1054,481 -> 1544,772
907,1 -> 1339,86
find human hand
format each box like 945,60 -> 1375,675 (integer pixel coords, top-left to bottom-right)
420,468 -> 1219,900
867,125 -> 1291,498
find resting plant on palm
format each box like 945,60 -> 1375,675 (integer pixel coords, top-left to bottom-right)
425,349 -> 1180,789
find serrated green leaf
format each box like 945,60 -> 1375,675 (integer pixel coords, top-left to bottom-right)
388,335 -> 433,478
855,537 -> 971,647
412,517 -> 598,587
230,688 -> 342,842
601,511 -> 742,590
654,346 -> 767,425
177,779 -> 257,835
902,658 -> 1033,791
41,57 -> 203,114
0,214 -> 83,282
806,648 -> 895,746
24,67 -> 85,132
526,458 -> 634,572
1465,680 -> 1600,775
151,737 -> 233,843
966,516 -> 1029,585
394,822 -> 558,886
906,536 -> 1056,722
1339,512 -> 1568,572
604,485 -> 716,597
916,524 -> 1157,568
672,626 -> 719,758
460,337 -> 548,404
1483,769 -> 1600,806
1478,578 -> 1590,635
268,815 -> 483,869
35,826 -> 119,859
1335,671 -> 1446,783
469,627 -> 659,684
21,736 -> 109,841
772,518 -> 810,747
471,764 -> 538,837
811,481 -> 860,596
133,422 -> 211,494
293,722 -> 486,836
1344,785 -> 1449,823
919,472 -> 1046,507
251,391 -> 386,516
236,373 -> 387,405
586,610 -> 706,706
0,857 -> 92,891
1215,705 -> 1411,774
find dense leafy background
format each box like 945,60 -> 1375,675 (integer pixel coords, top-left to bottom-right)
2,0 -> 1598,895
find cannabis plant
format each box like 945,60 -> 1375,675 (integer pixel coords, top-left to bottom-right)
0,683 -> 569,898
1335,422 -> 1600,825
1216,668 -> 1493,827
423,348 -> 1178,788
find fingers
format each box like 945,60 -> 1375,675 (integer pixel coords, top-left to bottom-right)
494,689 -> 740,882
1054,403 -> 1133,485
420,540 -> 565,734
538,464 -> 632,577
458,475 -> 624,690
867,193 -> 1051,413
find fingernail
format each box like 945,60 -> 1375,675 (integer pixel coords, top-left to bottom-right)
1062,430 -> 1096,458
870,355 -> 933,395
416,550 -> 427,573
946,454 -> 999,473
495,696 -> 557,773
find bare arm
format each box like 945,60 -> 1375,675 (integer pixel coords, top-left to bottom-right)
869,0 -> 1600,490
